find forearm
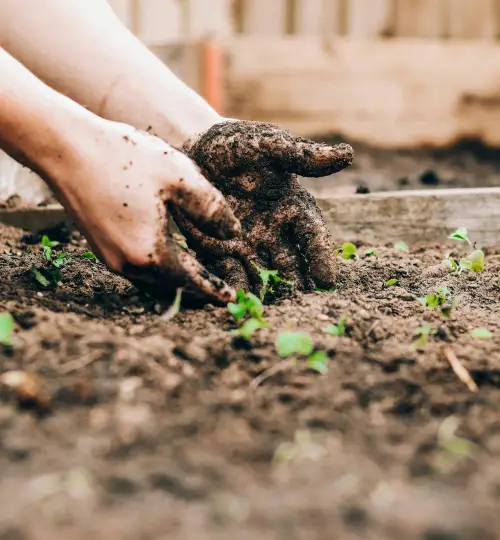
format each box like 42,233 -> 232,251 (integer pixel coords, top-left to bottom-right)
0,0 -> 221,147
0,47 -> 95,186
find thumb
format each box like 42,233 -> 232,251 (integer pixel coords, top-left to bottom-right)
167,152 -> 241,240
264,135 -> 354,177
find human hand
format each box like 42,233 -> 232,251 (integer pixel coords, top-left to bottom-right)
46,119 -> 241,304
173,120 -> 353,295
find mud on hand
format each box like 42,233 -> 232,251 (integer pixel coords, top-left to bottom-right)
172,120 -> 353,297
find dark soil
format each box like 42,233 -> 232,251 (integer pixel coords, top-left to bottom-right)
304,138 -> 500,196
0,222 -> 499,540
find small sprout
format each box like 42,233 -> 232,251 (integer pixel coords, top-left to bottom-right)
276,331 -> 314,357
40,235 -> 59,248
394,241 -> 409,252
251,262 -> 293,301
385,278 -> 399,287
459,258 -> 472,271
338,242 -> 358,260
448,227 -> 470,244
161,288 -> 182,322
0,313 -> 14,346
440,295 -> 459,319
323,316 -> 348,337
418,286 -> 450,309
412,324 -> 434,351
471,328 -> 492,340
80,251 -> 98,261
228,289 -> 264,324
42,245 -> 52,262
31,267 -> 51,288
52,253 -> 69,268
307,351 -> 329,374
467,250 -> 485,272
364,248 -> 377,257
442,258 -> 459,273
232,318 -> 266,341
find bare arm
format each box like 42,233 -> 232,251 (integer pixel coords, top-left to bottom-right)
0,0 -> 220,147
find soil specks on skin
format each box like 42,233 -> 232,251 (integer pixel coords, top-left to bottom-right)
0,225 -> 499,538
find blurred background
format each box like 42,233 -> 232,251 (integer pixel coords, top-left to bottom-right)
3,0 -> 500,202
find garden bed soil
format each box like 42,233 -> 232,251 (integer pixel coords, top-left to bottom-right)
0,222 -> 499,540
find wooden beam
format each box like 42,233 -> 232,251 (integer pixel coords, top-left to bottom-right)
317,188 -> 500,245
224,37 -> 500,147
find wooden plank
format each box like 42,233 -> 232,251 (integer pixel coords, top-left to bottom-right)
224,37 -> 500,147
445,0 -> 497,40
136,0 -> 183,44
347,0 -> 395,38
395,0 -> 446,38
184,0 -> 234,38
241,0 -> 288,34
4,188 -> 500,247
317,188 -> 500,245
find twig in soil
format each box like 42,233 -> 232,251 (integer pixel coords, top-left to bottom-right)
161,288 -> 183,322
249,359 -> 295,391
443,347 -> 478,393
58,350 -> 103,375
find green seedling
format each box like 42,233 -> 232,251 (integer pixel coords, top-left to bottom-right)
459,250 -> 485,273
412,324 -> 434,351
385,278 -> 399,287
364,248 -> 377,257
394,241 -> 409,252
41,235 -> 59,248
0,313 -> 14,346
448,227 -> 470,245
471,328 -> 492,340
323,316 -> 348,337
228,289 -> 264,324
275,331 -> 328,374
232,318 -> 267,341
442,257 -> 459,273
418,286 -> 450,309
80,251 -> 98,261
335,242 -> 358,260
31,267 -> 52,288
251,262 -> 293,301
161,288 -> 183,322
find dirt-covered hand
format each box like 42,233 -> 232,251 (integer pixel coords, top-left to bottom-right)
46,119 -> 241,304
173,120 -> 353,294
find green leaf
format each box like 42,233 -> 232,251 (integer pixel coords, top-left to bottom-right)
394,241 -> 409,252
449,227 -> 470,244
52,252 -> 69,268
276,331 -> 314,357
251,262 -> 293,301
411,324 -> 434,351
232,318 -> 264,341
228,302 -> 247,322
471,328 -> 493,340
80,251 -> 97,260
42,245 -> 52,262
341,242 -> 357,260
31,266 -> 51,288
41,235 -> 59,248
364,248 -> 377,257
468,250 -> 485,272
459,258 -> 472,271
307,351 -> 329,374
0,313 -> 14,346
385,278 -> 399,287
443,258 -> 458,272
323,316 -> 347,337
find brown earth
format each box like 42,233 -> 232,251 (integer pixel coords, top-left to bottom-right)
0,219 -> 499,540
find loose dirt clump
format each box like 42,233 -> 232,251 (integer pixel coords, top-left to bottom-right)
0,223 -> 499,540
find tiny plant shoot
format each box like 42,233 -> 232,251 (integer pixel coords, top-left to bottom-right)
337,242 -> 358,260
275,331 -> 328,374
323,316 -> 348,337
228,289 -> 269,341
448,227 -> 471,245
460,250 -> 485,273
412,324 -> 434,351
418,286 -> 450,309
0,313 -> 14,346
385,278 -> 399,287
471,328 -> 493,340
251,262 -> 293,301
232,318 -> 267,341
394,241 -> 409,252
364,248 -> 377,257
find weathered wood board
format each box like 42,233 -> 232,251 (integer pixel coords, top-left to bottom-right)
4,189 -> 500,247
224,37 -> 500,147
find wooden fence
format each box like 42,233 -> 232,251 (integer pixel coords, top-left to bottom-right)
109,0 -> 500,42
